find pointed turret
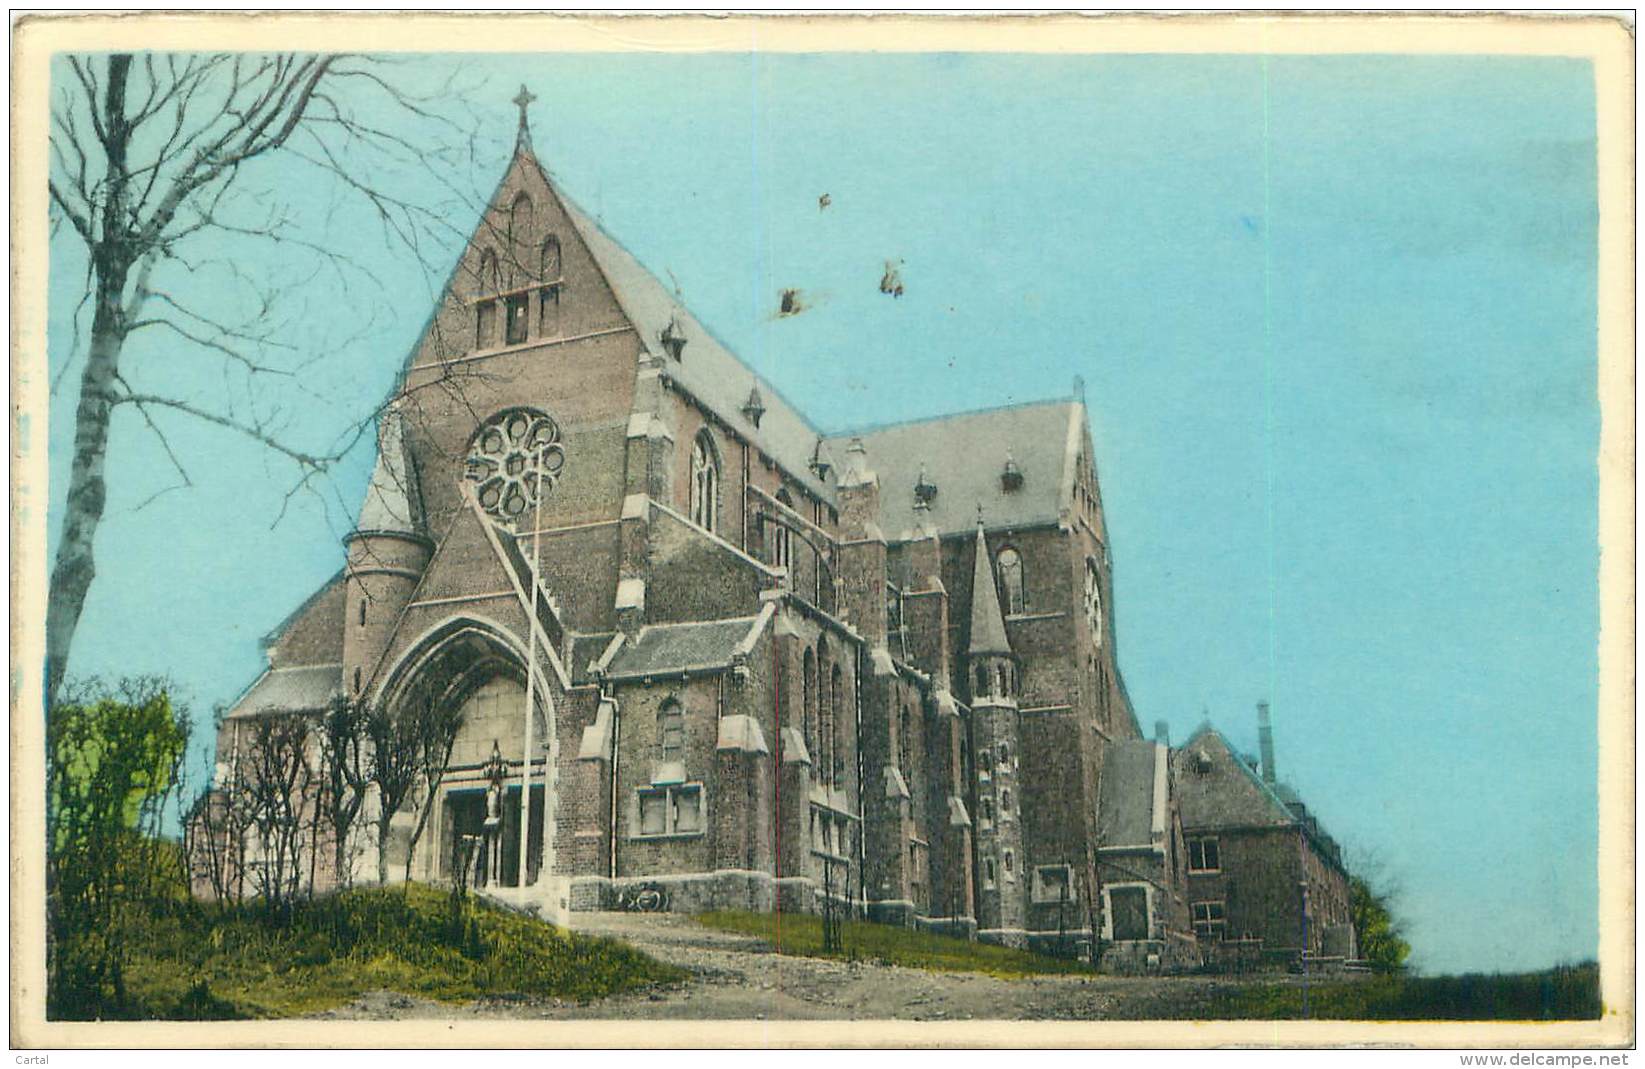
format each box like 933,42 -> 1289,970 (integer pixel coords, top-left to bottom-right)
343,406 -> 433,698
968,519 -> 1011,657
356,407 -> 426,537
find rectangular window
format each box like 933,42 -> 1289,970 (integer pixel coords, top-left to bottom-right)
639,790 -> 667,836
1192,900 -> 1226,942
983,858 -> 997,889
504,293 -> 529,345
636,784 -> 704,838
1187,837 -> 1221,873
674,787 -> 702,833
1110,886 -> 1149,941
475,300 -> 497,349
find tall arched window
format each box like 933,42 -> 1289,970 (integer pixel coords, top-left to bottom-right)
898,704 -> 912,772
996,547 -> 1026,615
802,647 -> 818,761
659,698 -> 684,764
1085,557 -> 1104,648
507,193 -> 534,283
476,247 -> 500,295
475,248 -> 500,349
538,235 -> 562,337
771,488 -> 793,574
830,664 -> 845,783
689,432 -> 719,531
974,663 -> 989,698
817,646 -> 833,780
539,234 -> 561,280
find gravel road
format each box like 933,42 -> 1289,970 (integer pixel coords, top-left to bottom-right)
309,911 -> 1287,1022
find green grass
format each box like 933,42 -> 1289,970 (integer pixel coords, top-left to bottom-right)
1195,962 -> 1602,1021
63,884 -> 685,1020
696,910 -> 1091,979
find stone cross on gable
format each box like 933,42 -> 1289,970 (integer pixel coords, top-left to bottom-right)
513,84 -> 538,149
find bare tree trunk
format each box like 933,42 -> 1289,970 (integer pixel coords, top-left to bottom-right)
45,56 -> 134,711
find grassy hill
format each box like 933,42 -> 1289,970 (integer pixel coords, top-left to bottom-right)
58,884 -> 684,1020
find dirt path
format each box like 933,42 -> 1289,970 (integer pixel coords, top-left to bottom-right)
310,912 -> 1278,1021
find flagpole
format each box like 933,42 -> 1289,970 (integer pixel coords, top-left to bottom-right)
518,454 -> 544,891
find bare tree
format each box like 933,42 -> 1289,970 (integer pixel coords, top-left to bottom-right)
402,687 -> 467,884
364,699 -> 423,887
233,713 -> 316,919
44,52 -> 492,709
316,696 -> 373,890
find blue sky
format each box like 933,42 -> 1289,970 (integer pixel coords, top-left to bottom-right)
45,52 -> 1599,975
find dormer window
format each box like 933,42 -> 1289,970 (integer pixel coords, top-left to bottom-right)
661,316 -> 687,361
1001,453 -> 1023,492
809,439 -> 833,481
913,464 -> 938,508
742,386 -> 766,428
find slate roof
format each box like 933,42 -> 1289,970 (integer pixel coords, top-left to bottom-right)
356,408 -> 426,537
537,157 -> 836,504
968,524 -> 1012,656
604,616 -> 761,681
260,569 -> 345,650
1172,723 -> 1298,831
828,399 -> 1083,539
228,664 -> 343,719
1098,739 -> 1164,848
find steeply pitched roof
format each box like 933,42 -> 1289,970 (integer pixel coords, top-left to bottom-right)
356,407 -> 426,537
828,398 -> 1083,539
532,155 -> 836,504
228,664 -> 343,719
1172,723 -> 1297,831
604,616 -> 762,681
1098,739 -> 1164,848
968,523 -> 1012,656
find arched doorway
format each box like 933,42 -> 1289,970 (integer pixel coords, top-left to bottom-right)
380,620 -> 553,890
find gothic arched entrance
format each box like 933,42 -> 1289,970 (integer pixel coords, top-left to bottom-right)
380,619 -> 553,891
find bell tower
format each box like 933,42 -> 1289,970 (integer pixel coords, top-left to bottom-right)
966,516 -> 1025,939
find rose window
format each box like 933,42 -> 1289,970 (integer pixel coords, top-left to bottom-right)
463,408 -> 566,521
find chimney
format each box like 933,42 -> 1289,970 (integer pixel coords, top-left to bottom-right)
1154,719 -> 1170,746
1257,701 -> 1276,785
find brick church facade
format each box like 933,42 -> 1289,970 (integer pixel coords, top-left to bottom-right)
207,98 -> 1349,966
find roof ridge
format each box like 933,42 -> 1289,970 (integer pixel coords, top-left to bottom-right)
827,394 -> 1079,439
1187,720 -> 1301,823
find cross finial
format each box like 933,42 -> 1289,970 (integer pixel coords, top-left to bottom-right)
513,84 -> 537,148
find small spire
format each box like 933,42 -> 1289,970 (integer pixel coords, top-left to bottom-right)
513,84 -> 538,151
968,521 -> 1012,657
741,385 -> 766,428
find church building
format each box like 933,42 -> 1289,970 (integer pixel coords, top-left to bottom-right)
208,91 -> 1187,956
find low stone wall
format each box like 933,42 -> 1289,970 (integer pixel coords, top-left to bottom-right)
976,928 -> 1030,951
916,915 -> 979,942
1100,938 -> 1166,974
569,869 -> 778,914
